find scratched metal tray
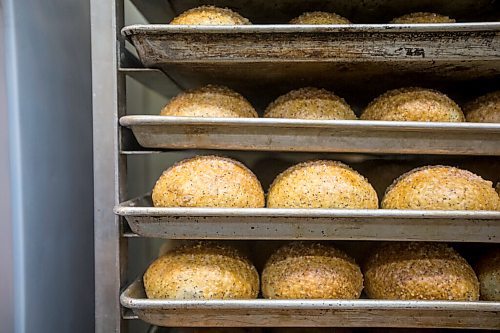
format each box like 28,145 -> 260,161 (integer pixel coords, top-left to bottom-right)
134,0 -> 500,25
114,195 -> 500,242
120,116 -> 500,155
122,24 -> 500,80
165,0 -> 500,25
121,278 -> 500,329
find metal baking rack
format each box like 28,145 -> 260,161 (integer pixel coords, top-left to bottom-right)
91,0 -> 500,331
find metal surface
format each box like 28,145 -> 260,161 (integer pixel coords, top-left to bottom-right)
147,327 -> 160,333
123,309 -> 140,320
167,0 -> 500,24
121,279 -> 500,329
0,3 -> 14,332
121,116 -> 500,155
132,0 -> 500,23
4,0 -> 94,332
91,0 -> 127,331
122,24 -> 500,103
121,68 -> 181,99
104,0 -> 500,331
115,195 -> 500,242
130,0 -> 173,24
134,0 -> 500,24
122,24 -> 500,66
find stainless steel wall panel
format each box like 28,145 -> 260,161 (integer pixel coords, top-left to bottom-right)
3,0 -> 94,332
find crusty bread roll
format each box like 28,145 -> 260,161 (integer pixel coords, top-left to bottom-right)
152,155 -> 265,208
381,165 -> 500,210
170,6 -> 251,25
267,160 -> 378,209
390,12 -> 456,24
361,87 -> 464,122
144,242 -> 259,299
364,242 -> 479,301
264,87 -> 356,120
464,91 -> 500,123
262,242 -> 363,299
476,249 -> 500,301
290,12 -> 350,24
161,85 -> 257,118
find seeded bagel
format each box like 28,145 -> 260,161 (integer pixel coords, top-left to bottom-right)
161,85 -> 257,118
144,242 -> 259,299
364,242 -> 479,301
290,12 -> 351,24
464,91 -> 500,123
361,87 -> 464,122
152,156 -> 265,208
264,87 -> 356,120
267,160 -> 378,209
476,248 -> 500,301
382,165 -> 500,210
391,12 -> 456,24
262,242 -> 363,299
170,6 -> 251,25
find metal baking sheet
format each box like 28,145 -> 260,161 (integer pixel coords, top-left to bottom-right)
114,195 -> 500,242
134,0 -> 500,25
121,278 -> 500,329
122,24 -> 500,63
166,0 -> 500,25
122,24 -> 500,80
120,116 -> 500,155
